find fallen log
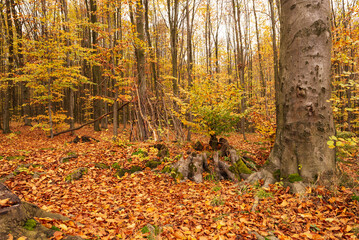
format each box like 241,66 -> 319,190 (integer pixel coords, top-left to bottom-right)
52,101 -> 131,137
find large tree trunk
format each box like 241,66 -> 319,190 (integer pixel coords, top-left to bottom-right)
269,0 -> 335,184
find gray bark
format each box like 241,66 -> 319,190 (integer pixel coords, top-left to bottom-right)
269,0 -> 335,183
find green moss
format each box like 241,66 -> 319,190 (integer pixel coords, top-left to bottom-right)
112,162 -> 121,169
23,219 -> 37,231
94,163 -> 110,169
65,167 -> 88,182
132,148 -> 148,157
352,195 -> 359,202
114,168 -> 128,178
204,173 -> 216,181
114,166 -> 142,178
174,154 -> 183,161
6,155 -> 25,161
288,173 -> 303,183
160,166 -> 183,180
229,159 -> 252,180
161,166 -> 172,173
130,165 -> 142,172
255,188 -> 273,199
51,226 -> 60,231
211,195 -> 224,206
145,160 -> 162,169
141,225 -> 149,234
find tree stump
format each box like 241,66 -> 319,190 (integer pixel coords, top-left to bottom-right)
0,183 -> 81,240
171,153 -> 208,183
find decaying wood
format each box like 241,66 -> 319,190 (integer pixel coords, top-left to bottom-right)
213,152 -> 238,182
172,153 -> 207,183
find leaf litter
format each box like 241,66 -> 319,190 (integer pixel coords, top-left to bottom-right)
0,125 -> 358,239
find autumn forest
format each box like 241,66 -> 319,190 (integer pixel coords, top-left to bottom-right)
0,0 -> 359,239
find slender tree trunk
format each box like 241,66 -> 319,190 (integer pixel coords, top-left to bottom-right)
130,0 -> 149,140
252,0 -> 266,98
186,0 -> 194,141
269,0 -> 335,183
167,0 -> 179,95
144,0 -> 158,96
90,0 -> 101,131
269,0 -> 280,121
3,0 -> 14,133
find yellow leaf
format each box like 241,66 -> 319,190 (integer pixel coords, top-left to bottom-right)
59,224 -> 68,230
146,207 -> 156,212
345,225 -> 352,232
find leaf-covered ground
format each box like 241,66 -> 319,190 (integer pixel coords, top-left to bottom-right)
1,125 -> 358,239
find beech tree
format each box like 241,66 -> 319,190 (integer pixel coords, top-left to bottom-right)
266,0 -> 336,187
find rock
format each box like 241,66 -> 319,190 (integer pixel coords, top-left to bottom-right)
114,165 -> 143,178
61,154 -> 78,163
0,183 -> 81,240
65,167 -> 88,182
145,160 -> 162,169
94,163 -> 110,169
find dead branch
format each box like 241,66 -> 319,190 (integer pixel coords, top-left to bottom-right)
52,101 -> 131,137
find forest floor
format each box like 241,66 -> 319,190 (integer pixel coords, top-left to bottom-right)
0,124 -> 359,240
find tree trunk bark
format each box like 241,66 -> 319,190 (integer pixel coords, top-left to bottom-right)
90,0 -> 101,132
269,0 -> 335,183
252,0 -> 266,98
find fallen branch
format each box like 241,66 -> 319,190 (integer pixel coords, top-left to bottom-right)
52,101 -> 131,137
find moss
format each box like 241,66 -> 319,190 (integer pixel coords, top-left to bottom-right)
6,155 -> 25,161
255,188 -> 273,199
145,160 -> 162,169
51,226 -> 60,231
273,169 -> 281,181
65,167 -> 88,182
204,173 -> 216,181
114,166 -> 142,178
229,159 -> 252,179
174,154 -> 183,161
23,219 -> 37,231
161,166 -> 172,173
114,168 -> 128,178
130,165 -> 142,173
287,173 -> 303,183
112,162 -> 121,169
160,166 -> 183,180
94,163 -> 110,169
352,195 -> 359,202
132,148 -> 148,157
